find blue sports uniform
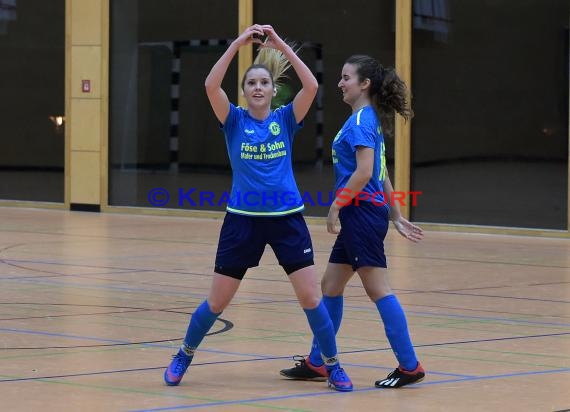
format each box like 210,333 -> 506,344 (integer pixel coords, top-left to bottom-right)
306,106 -> 420,376
329,105 -> 389,270
222,102 -> 304,216
215,102 -> 313,278
331,105 -> 387,205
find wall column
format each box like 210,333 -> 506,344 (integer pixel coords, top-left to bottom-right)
237,0 -> 253,107
395,0 -> 412,219
66,0 -> 106,211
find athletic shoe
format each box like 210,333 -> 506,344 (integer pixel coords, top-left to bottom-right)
375,363 -> 425,388
164,351 -> 192,386
279,355 -> 328,381
327,366 -> 353,392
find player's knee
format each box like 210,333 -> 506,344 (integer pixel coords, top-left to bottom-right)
298,293 -> 320,309
321,277 -> 345,296
207,299 -> 228,314
365,286 -> 392,302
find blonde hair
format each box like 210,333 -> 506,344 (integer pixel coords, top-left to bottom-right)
241,42 -> 298,91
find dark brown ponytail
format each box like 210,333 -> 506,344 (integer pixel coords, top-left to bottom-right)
345,54 -> 413,137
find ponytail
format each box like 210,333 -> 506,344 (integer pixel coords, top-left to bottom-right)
376,67 -> 413,121
345,55 -> 413,137
241,41 -> 299,92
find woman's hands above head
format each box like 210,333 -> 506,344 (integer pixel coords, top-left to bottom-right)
236,24 -> 266,47
235,24 -> 288,53
258,25 -> 288,51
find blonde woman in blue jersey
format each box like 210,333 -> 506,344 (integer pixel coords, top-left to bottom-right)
163,24 -> 352,392
280,55 -> 426,388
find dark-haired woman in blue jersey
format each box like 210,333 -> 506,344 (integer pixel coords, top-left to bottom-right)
280,55 -> 426,388
163,24 -> 352,392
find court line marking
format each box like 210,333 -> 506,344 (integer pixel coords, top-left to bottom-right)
1,331 -> 568,383
126,368 -> 570,411
3,272 -> 570,309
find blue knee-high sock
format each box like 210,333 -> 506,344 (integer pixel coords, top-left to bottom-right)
309,295 -> 343,366
304,300 -> 339,370
376,294 -> 418,371
181,300 -> 220,356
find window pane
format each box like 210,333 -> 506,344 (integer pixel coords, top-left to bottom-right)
410,0 -> 568,229
0,0 -> 65,202
109,0 -> 395,216
255,0 -> 396,217
109,0 -> 238,210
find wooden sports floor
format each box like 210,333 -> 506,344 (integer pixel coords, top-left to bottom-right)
0,207 -> 568,411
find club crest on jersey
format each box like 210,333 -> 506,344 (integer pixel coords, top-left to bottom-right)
269,122 -> 281,136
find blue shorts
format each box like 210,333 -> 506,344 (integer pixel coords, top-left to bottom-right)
215,212 -> 314,279
329,201 -> 389,270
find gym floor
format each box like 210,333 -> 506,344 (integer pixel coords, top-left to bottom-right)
0,207 -> 568,411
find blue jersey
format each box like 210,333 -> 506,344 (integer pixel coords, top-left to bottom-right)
331,106 -> 387,204
222,103 -> 304,216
